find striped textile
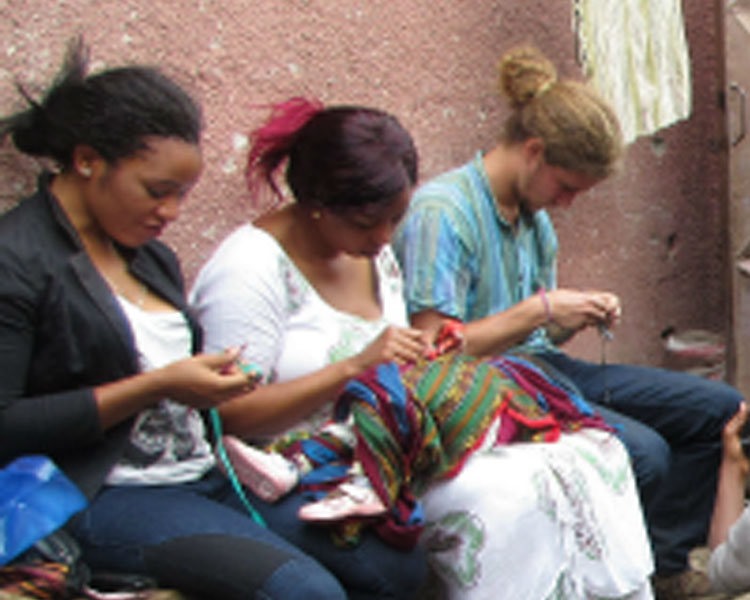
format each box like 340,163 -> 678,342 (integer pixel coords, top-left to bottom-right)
277,352 -> 611,548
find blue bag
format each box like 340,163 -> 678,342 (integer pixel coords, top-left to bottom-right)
0,456 -> 87,565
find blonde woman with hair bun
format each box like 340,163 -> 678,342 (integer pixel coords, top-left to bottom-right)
394,44 -> 742,599
498,44 -> 623,180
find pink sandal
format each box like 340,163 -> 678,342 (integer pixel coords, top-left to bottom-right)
298,481 -> 386,522
217,435 -> 299,502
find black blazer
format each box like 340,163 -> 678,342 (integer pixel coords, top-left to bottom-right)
0,174 -> 202,499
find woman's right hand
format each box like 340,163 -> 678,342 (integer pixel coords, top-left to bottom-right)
350,325 -> 430,372
154,350 -> 253,410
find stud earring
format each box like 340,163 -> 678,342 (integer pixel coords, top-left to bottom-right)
79,166 -> 92,177
311,211 -> 321,220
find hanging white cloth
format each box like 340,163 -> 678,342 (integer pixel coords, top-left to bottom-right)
574,0 -> 692,144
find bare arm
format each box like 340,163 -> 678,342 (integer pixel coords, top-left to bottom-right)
411,289 -> 621,357
95,350 -> 250,429
709,403 -> 749,550
411,295 -> 548,357
219,325 -> 430,437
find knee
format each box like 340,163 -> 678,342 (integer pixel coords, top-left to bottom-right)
689,381 -> 743,439
263,558 -> 346,600
143,533 -> 346,600
716,384 -> 744,419
690,379 -> 742,421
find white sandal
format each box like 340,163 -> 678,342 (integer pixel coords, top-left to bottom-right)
217,435 -> 299,502
298,481 -> 386,522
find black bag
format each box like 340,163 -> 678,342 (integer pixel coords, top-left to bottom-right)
0,529 -> 89,599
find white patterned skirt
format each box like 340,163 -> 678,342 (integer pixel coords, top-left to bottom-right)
420,428 -> 654,600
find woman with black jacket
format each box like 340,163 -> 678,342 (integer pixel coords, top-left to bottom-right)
0,39 -> 347,600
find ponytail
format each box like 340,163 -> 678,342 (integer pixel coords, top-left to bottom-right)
245,97 -> 323,206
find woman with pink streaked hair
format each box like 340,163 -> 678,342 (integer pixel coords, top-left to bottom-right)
190,97 -> 429,599
0,39 -> 349,600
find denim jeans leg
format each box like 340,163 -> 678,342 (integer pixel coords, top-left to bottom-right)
591,402 -> 671,511
71,471 -> 346,600
252,487 -> 429,600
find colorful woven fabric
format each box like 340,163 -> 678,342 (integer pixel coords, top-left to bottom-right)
279,352 -> 612,548
0,561 -> 72,599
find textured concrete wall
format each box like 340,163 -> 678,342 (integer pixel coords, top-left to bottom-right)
0,0 -> 728,367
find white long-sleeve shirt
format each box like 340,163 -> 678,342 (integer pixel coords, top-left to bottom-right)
710,506 -> 750,593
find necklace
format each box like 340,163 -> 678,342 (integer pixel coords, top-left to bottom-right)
99,239 -> 149,309
105,275 -> 148,309
84,236 -> 148,308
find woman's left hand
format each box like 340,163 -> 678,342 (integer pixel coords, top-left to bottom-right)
154,350 -> 255,410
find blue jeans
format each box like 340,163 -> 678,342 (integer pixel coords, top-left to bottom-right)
72,470 -> 344,599
253,485 -> 428,600
72,469 -> 426,599
539,351 -> 742,574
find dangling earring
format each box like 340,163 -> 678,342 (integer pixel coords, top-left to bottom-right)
311,210 -> 321,220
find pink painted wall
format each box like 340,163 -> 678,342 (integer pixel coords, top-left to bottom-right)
0,0 -> 728,368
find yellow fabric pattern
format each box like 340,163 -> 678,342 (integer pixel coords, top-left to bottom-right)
574,0 -> 692,144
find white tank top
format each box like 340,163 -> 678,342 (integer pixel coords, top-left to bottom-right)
106,295 -> 215,486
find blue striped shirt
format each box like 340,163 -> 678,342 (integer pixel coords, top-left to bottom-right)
393,152 -> 559,352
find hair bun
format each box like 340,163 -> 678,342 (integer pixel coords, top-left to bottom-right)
9,102 -> 51,157
498,45 -> 557,108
